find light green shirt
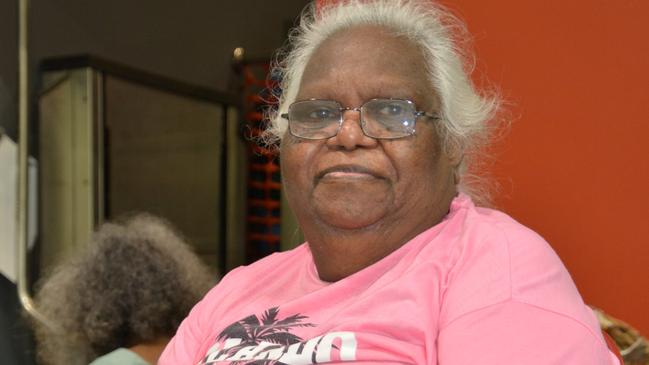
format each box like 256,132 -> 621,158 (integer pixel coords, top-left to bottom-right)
89,348 -> 149,365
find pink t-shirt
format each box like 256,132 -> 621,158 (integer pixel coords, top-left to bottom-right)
160,194 -> 618,364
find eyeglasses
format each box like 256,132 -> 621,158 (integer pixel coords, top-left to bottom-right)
280,98 -> 440,140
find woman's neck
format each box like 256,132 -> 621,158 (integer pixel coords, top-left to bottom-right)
128,337 -> 171,364
307,193 -> 455,282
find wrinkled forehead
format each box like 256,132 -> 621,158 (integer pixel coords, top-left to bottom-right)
296,25 -> 436,109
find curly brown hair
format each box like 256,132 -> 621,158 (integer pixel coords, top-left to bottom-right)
32,214 -> 216,365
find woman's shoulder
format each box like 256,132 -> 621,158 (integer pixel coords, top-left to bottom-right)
465,204 -> 573,295
195,243 -> 311,313
219,243 -> 310,286
458,200 -> 559,269
439,202 -> 611,361
445,199 -> 599,335
461,203 -> 578,297
449,194 -> 549,249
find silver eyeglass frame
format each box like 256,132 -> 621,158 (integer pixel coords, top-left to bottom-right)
280,98 -> 441,140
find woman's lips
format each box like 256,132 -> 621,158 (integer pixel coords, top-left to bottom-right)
315,164 -> 383,182
323,171 -> 372,179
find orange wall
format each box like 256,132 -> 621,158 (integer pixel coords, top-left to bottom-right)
316,0 -> 648,335
440,0 -> 649,334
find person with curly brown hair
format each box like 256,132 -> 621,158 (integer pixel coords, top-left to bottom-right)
32,214 -> 216,365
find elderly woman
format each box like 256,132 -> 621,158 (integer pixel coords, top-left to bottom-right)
161,1 -> 618,364
32,214 -> 215,365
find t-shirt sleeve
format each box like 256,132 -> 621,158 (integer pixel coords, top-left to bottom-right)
159,266 -> 245,365
158,294 -> 210,365
437,300 -> 619,365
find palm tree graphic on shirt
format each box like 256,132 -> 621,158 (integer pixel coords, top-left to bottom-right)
215,306 -> 316,364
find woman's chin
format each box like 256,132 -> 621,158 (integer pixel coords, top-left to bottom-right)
312,200 -> 391,231
321,215 -> 382,230
307,178 -> 395,230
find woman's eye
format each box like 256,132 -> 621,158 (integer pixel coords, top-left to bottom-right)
379,104 -> 404,116
308,108 -> 335,120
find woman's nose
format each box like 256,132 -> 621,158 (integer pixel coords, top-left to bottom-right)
326,110 -> 378,150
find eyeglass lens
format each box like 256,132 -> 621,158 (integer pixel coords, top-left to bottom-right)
288,100 -> 342,140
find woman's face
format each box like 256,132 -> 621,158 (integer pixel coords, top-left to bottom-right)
281,25 -> 459,241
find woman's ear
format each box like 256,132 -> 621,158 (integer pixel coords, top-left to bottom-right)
444,136 -> 464,167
